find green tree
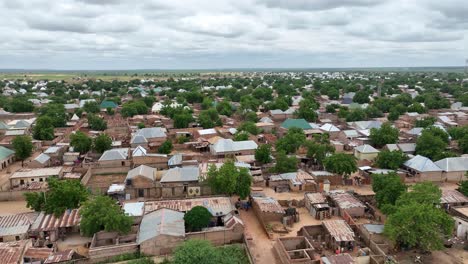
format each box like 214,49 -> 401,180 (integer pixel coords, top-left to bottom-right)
198,108 -> 222,128
396,182 -> 442,206
255,144 -> 272,164
83,101 -> 100,114
24,178 -> 88,216
304,137 -> 335,167
272,151 -> 298,173
137,122 -> 145,129
80,195 -> 133,236
184,206 -> 212,232
448,126 -> 468,140
33,116 -> 55,140
205,161 -> 252,198
233,132 -> 249,141
458,134 -> 468,154
414,117 -> 436,128
369,123 -> 399,148
93,134 -> 112,153
371,172 -> 406,214
173,240 -> 220,264
345,109 -> 367,122
12,135 -> 33,166
323,153 -> 357,179
39,103 -> 68,127
158,140 -> 173,154
459,178 -> 468,196
216,100 -> 233,116
294,99 -> 318,122
375,150 -> 407,170
88,114 -> 107,131
173,111 -> 194,128
387,109 -> 400,121
415,130 -> 448,160
9,97 -> 34,113
238,121 -> 260,135
275,127 -> 306,154
407,103 -> 426,114
70,131 -> 92,154
353,90 -> 370,104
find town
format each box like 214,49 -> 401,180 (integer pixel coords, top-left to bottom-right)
0,70 -> 467,264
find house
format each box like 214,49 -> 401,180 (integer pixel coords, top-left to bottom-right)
322,254 -> 355,264
29,153 -> 51,168
320,123 -> 341,139
9,167 -> 63,188
322,220 -> 356,252
145,197 -> 234,217
329,191 -> 366,218
210,138 -> 258,156
403,155 -> 443,181
269,170 -> 316,192
384,143 -> 416,155
132,146 -> 169,169
252,196 -> 285,225
280,118 -> 312,130
100,100 -> 118,109
435,157 -> 468,182
304,193 -> 330,220
311,171 -> 342,186
270,108 -> 295,121
29,209 -> 81,242
131,128 -> 167,148
160,166 -> 201,198
0,213 -> 38,242
338,130 -> 360,145
354,144 -> 379,161
347,120 -> 382,130
138,208 -> 185,256
195,128 -> 218,139
440,190 -> 468,208
0,146 -> 15,170
0,240 -> 32,264
255,122 -> 275,133
125,165 -> 157,199
98,148 -> 130,167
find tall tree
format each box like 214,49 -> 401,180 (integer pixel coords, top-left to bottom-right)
294,99 -> 318,122
70,131 -> 92,154
272,151 -> 298,173
93,133 -> 112,153
323,153 -> 357,179
24,178 -> 88,216
371,173 -> 406,214
275,127 -> 306,154
184,206 -> 212,232
369,123 -> 399,148
374,150 -> 408,170
255,144 -> 272,164
33,116 -> 55,140
205,161 -> 252,198
80,196 -> 133,236
12,135 -> 33,166
158,140 -> 173,154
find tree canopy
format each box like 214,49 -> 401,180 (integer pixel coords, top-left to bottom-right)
24,178 -> 88,216
70,131 -> 92,154
158,140 -> 173,154
88,114 -> 107,131
80,195 -> 133,237
369,123 -> 399,148
172,240 -> 249,264
275,127 -> 306,154
374,150 -> 407,170
323,153 -> 357,179
184,206 -> 212,232
33,116 -> 55,140
255,144 -> 272,164
205,161 -> 252,199
272,151 -> 298,173
371,172 -> 406,214
12,135 -> 33,166
93,133 -> 112,153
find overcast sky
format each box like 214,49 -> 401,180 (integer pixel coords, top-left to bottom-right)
0,0 -> 467,70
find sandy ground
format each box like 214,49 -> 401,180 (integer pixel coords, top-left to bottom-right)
395,247 -> 467,264
239,209 -> 278,264
0,200 -> 31,216
56,233 -> 92,256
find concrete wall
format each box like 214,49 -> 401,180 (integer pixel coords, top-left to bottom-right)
0,189 -> 42,201
186,225 -> 244,246
88,243 -> 138,263
140,234 -> 184,256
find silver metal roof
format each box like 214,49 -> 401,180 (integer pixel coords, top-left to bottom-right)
137,208 -> 185,244
135,127 -> 167,139
435,157 -> 468,172
98,148 -> 128,161
126,165 -> 156,181
160,166 -> 199,183
404,155 -> 442,172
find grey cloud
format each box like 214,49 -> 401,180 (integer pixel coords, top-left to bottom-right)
258,0 -> 386,11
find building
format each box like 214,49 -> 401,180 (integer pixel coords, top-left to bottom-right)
329,191 -> 366,218
354,144 -> 379,161
304,193 -> 330,220
160,166 -> 201,198
269,170 -> 316,192
403,155 -> 443,181
440,190 -> 468,208
98,148 -> 131,167
9,167 -> 63,188
131,128 -> 167,148
145,197 -> 234,219
0,213 -> 38,242
210,138 -> 258,156
0,240 -> 31,264
100,100 -> 118,109
322,220 -> 355,252
274,236 -> 318,264
0,146 -> 15,170
29,153 -> 51,168
310,171 -> 342,186
29,209 -> 81,242
138,208 -> 185,256
435,157 -> 468,182
270,108 -> 295,121
125,165 -> 157,199
280,118 -> 313,130
252,196 -> 285,225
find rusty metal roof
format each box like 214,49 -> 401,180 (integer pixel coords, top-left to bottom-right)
329,192 -> 366,209
322,220 -> 355,242
0,240 -> 29,264
44,249 -> 74,263
31,209 -> 80,232
305,193 -> 328,205
441,190 -> 468,204
252,196 -> 285,214
145,197 -> 234,217
24,247 -> 53,259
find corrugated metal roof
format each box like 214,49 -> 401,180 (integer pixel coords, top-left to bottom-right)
305,193 -> 328,204
0,146 -> 14,160
322,220 -> 355,242
355,144 -> 379,153
34,153 -> 51,164
329,192 -> 366,209
145,197 -> 234,217
363,224 -> 384,234
404,155 -> 442,172
252,196 -> 285,214
0,212 -> 38,236
441,190 -> 468,204
24,247 -> 53,259
211,139 -> 258,153
160,166 -> 199,183
322,253 -> 354,264
137,208 -> 185,244
135,127 -> 167,139
0,240 -> 29,264
280,119 -> 312,130
435,157 -> 468,172
10,167 -> 63,179
99,148 -> 128,161
31,209 -> 80,232
44,249 -> 74,264
123,202 -> 145,217
126,165 -> 155,181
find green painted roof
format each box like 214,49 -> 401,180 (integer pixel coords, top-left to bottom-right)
280,118 -> 312,130
100,100 -> 118,109
0,146 -> 15,160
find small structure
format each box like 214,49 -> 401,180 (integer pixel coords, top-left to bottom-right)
0,240 -> 31,264
329,191 -> 366,218
160,166 -> 201,198
138,208 -> 185,256
0,213 -> 38,242
280,118 -> 313,130
441,189 -> 468,208
252,196 -> 285,224
404,155 -> 443,181
210,138 -> 258,156
321,253 -> 355,264
29,153 -> 51,168
0,146 -> 15,170
145,197 -> 234,218
125,165 -> 157,199
98,148 -> 130,167
435,157 -> 468,182
311,171 -> 342,186
29,209 -> 80,242
100,100 -> 118,109
322,220 -> 355,252
9,167 -> 63,188
354,144 -> 379,161
269,170 -> 316,192
304,193 -> 330,220
131,127 -> 167,148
